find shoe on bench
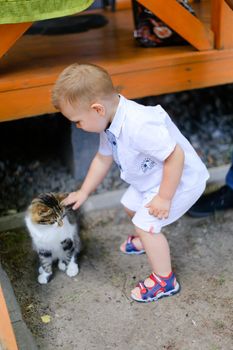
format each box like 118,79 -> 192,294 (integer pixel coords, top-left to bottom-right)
188,185 -> 233,217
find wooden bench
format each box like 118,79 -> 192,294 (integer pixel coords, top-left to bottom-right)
0,0 -> 233,122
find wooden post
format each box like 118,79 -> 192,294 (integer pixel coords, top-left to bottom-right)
211,0 -> 233,49
136,0 -> 214,50
0,22 -> 32,59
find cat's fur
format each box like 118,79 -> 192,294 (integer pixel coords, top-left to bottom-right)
25,193 -> 81,284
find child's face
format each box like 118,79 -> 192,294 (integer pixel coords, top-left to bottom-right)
60,100 -> 109,133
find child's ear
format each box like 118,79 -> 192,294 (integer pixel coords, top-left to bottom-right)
91,103 -> 105,116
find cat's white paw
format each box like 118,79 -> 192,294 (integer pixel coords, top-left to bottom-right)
38,272 -> 52,284
38,266 -> 44,274
58,260 -> 67,271
66,263 -> 79,277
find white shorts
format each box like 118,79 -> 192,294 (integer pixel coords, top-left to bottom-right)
121,182 -> 206,233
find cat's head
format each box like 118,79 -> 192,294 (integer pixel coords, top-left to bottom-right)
28,192 -> 69,226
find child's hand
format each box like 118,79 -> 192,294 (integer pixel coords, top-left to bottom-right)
145,194 -> 171,219
62,190 -> 88,210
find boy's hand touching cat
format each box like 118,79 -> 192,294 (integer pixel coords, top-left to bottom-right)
145,194 -> 171,219
62,190 -> 88,210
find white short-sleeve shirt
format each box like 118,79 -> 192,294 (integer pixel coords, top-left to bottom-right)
98,95 -> 209,192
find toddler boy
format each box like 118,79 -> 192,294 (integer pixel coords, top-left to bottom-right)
52,63 -> 209,302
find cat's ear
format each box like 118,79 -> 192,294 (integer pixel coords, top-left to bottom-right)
30,203 -> 53,224
30,203 -> 52,217
56,193 -> 69,204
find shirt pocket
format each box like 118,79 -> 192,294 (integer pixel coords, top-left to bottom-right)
123,154 -> 159,177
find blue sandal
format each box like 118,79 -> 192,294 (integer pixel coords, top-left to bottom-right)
122,235 -> 145,255
131,272 -> 180,302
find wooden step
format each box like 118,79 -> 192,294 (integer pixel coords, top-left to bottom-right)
0,3 -> 233,121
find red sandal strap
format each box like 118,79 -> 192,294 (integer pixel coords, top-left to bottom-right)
149,273 -> 167,287
137,281 -> 147,295
127,235 -> 135,244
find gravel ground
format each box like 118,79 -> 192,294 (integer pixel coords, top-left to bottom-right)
1,85 -> 233,350
0,208 -> 233,349
0,84 -> 233,215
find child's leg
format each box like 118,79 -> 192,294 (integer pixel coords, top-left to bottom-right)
129,184 -> 207,301
136,227 -> 171,275
124,206 -> 135,218
130,227 -> 180,302
130,227 -> 172,299
120,206 -> 144,253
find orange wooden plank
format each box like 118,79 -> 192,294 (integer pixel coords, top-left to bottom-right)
211,0 -> 233,49
137,0 -> 214,50
0,46 -> 196,92
0,5 -> 215,93
115,0 -> 131,10
1,47 -> 233,121
0,5 -> 233,122
0,22 -> 32,59
0,287 -> 18,350
0,85 -> 57,121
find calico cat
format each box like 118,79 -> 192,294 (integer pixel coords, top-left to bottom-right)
25,192 -> 81,284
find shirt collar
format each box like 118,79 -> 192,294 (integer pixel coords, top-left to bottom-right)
106,95 -> 126,138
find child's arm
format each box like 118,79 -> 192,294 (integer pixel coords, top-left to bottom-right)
63,152 -> 113,210
145,144 -> 184,219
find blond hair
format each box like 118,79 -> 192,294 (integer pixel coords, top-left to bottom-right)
52,63 -> 116,109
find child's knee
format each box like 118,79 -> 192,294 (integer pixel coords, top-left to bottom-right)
123,206 -> 135,218
134,225 -> 148,237
134,225 -> 162,238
